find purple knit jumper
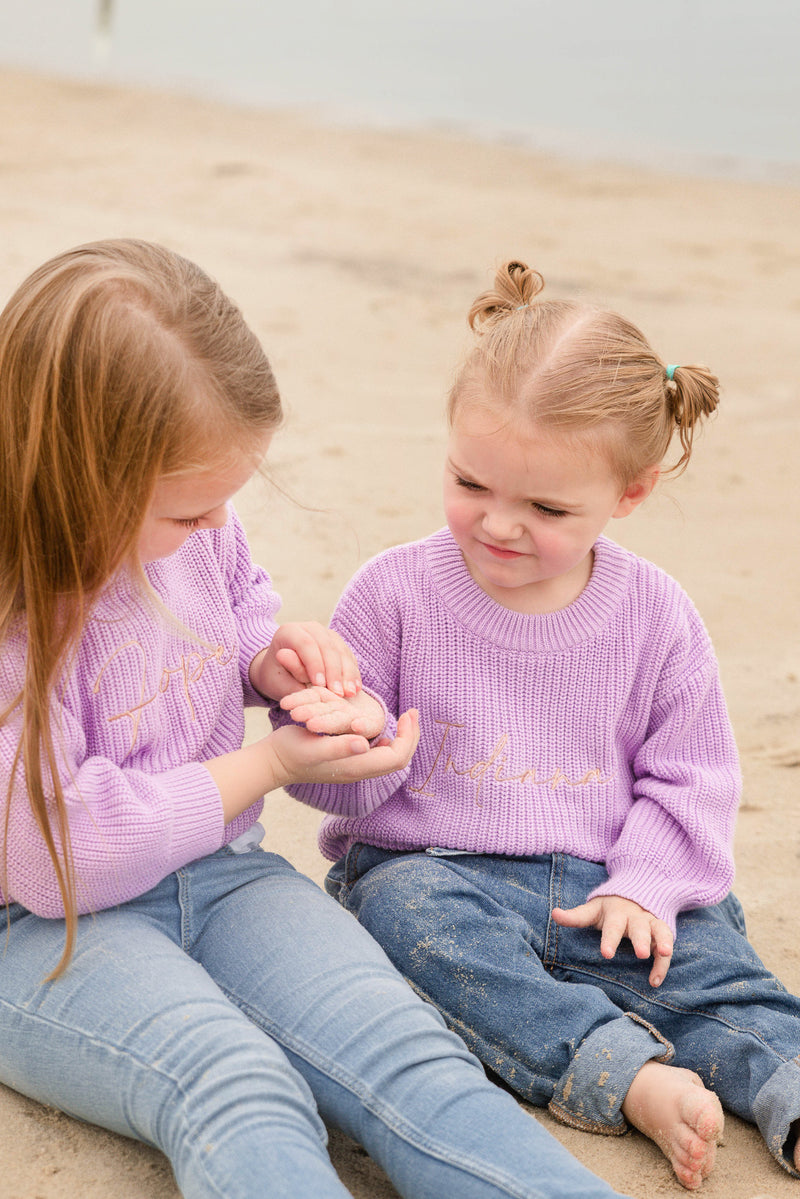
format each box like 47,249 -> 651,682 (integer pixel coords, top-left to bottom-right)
0,510 -> 279,918
290,528 -> 741,933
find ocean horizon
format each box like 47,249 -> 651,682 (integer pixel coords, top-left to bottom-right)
2,0 -> 798,184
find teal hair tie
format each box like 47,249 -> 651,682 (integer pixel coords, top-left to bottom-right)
666,364 -> 679,380
515,304 -> 529,310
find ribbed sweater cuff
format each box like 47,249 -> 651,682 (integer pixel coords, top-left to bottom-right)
158,762 -> 226,866
588,862 -> 696,935
239,617 -> 280,706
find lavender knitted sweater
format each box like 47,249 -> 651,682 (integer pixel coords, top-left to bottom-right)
0,509 -> 279,918
291,528 -> 741,932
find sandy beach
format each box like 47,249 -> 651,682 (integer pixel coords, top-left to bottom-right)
0,67 -> 798,1199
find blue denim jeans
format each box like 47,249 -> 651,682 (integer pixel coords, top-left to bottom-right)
327,846 -> 800,1175
0,845 -> 629,1199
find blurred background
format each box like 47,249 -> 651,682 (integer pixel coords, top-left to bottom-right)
1,0 -> 798,181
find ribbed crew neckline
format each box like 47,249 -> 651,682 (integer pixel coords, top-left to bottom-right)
424,527 -> 631,653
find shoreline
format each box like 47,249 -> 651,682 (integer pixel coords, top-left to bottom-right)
4,0 -> 800,193
1,66 -> 799,1199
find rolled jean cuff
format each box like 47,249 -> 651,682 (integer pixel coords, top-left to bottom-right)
753,1058 -> 800,1176
548,1011 -> 674,1135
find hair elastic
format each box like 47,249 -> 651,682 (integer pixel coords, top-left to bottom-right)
515,303 -> 530,310
666,364 -> 679,380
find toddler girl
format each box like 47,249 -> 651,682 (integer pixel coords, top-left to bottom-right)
281,261 -> 800,1190
0,242 -> 629,1199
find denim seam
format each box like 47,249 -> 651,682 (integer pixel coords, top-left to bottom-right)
547,1097 -> 628,1136
347,843 -> 369,888
543,853 -> 566,968
176,869 -> 193,953
225,990 -> 549,1199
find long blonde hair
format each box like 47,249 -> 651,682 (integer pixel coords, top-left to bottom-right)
0,239 -> 281,975
449,260 -> 720,485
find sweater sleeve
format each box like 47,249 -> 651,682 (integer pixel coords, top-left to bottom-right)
588,608 -> 741,933
1,695 -> 225,918
281,556 -> 411,815
223,508 -> 282,706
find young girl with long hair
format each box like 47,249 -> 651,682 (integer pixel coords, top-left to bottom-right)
280,261 -> 800,1190
0,241 -> 629,1199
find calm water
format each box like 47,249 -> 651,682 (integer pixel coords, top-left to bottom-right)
1,0 -> 798,181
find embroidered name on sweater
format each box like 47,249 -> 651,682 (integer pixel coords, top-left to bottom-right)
93,639 -> 236,751
408,720 -> 613,805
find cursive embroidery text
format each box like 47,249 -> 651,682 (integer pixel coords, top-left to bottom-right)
93,639 -> 236,752
408,719 -> 613,805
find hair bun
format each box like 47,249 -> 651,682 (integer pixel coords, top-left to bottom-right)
468,260 -> 545,330
668,363 -> 720,427
666,363 -> 720,472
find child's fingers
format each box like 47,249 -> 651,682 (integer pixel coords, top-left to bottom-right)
554,896 -> 673,981
280,686 -> 387,740
648,925 -> 674,987
286,698 -> 341,724
304,710 -> 358,735
306,732 -> 371,764
551,900 -> 602,929
291,625 -> 349,696
283,691 -> 354,734
327,629 -> 362,697
273,624 -> 363,698
395,708 -> 421,755
280,686 -> 328,710
648,952 -> 671,988
313,709 -> 419,782
288,626 -> 361,698
273,709 -> 419,787
360,708 -> 419,773
274,646 -> 310,684
599,913 -> 628,961
623,912 -> 657,960
313,629 -> 362,698
285,626 -> 330,689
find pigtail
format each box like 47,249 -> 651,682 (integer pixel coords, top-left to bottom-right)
468,261 -> 545,331
665,364 -> 720,474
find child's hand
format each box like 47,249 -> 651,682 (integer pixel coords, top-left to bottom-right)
280,686 -> 386,740
250,623 -> 362,702
269,709 -> 420,788
552,895 -> 674,988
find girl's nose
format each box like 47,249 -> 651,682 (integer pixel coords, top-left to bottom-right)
481,507 -> 524,542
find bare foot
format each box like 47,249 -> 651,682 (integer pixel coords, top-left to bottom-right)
621,1061 -> 724,1189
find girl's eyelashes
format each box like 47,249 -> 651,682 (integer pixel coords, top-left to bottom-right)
453,470 -> 568,517
532,503 -> 568,519
454,474 -> 485,492
173,517 -> 202,529
456,475 -> 568,519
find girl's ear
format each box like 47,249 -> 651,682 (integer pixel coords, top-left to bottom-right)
612,465 -> 660,519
